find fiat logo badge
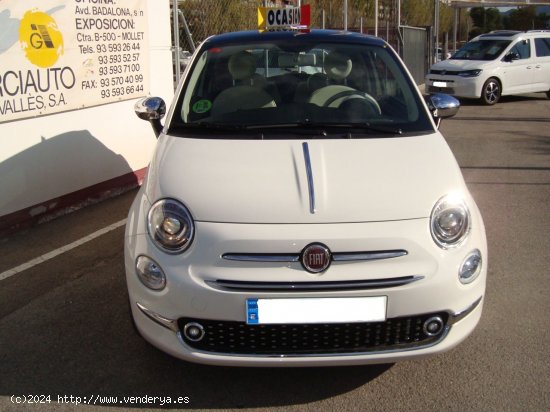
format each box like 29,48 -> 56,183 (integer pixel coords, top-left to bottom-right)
301,243 -> 331,273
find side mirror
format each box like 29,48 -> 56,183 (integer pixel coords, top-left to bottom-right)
504,52 -> 520,62
425,93 -> 460,128
134,97 -> 166,138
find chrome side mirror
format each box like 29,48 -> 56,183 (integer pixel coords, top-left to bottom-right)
425,93 -> 460,128
134,97 -> 166,138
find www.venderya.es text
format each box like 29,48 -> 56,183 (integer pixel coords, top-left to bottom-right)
11,394 -> 190,406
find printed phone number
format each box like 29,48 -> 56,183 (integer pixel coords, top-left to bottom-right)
100,74 -> 144,87
101,84 -> 144,98
98,63 -> 141,76
95,42 -> 141,53
98,53 -> 140,65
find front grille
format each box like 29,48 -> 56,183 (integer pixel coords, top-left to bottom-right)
178,312 -> 448,356
430,69 -> 460,75
427,86 -> 455,95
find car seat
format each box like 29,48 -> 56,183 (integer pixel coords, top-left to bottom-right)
211,51 -> 276,118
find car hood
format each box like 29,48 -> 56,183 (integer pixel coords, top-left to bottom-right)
144,133 -> 466,224
430,59 -> 486,71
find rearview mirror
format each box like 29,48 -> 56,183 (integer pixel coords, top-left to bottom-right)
504,52 -> 520,62
134,97 -> 166,138
425,93 -> 460,128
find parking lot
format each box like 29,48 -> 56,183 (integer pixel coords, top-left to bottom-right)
1,93 -> 549,411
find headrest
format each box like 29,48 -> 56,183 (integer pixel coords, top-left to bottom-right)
325,51 -> 352,81
278,53 -> 317,68
228,51 -> 257,81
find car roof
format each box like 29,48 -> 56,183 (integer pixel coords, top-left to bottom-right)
201,29 -> 387,48
476,30 -> 550,41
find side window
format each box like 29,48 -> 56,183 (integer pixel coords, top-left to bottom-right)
535,38 -> 550,57
510,40 -> 531,59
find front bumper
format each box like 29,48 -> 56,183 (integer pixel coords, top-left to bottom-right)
425,75 -> 483,99
124,193 -> 487,366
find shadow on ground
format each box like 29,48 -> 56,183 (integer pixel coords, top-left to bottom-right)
0,230 -> 392,409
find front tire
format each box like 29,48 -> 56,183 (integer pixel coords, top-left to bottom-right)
481,78 -> 501,105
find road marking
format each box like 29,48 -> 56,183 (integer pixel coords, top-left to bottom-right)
0,219 -> 127,282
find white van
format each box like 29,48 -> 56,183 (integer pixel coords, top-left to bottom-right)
426,31 -> 550,105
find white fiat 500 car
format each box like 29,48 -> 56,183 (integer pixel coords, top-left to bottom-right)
426,30 -> 550,105
126,29 -> 487,366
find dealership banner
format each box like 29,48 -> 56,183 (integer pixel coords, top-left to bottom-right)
0,0 -> 150,123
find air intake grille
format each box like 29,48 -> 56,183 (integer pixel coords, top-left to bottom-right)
178,313 -> 448,356
430,69 -> 460,75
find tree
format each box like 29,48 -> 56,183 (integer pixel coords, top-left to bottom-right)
469,7 -> 502,38
503,6 -> 550,30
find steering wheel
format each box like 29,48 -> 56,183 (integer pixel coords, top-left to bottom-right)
323,90 -> 382,115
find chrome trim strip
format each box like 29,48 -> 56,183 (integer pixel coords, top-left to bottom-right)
333,250 -> 408,262
302,142 -> 316,214
206,276 -> 424,291
449,296 -> 483,325
222,253 -> 300,262
136,302 -> 179,332
222,249 -> 408,263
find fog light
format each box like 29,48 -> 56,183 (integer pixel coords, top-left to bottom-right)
459,249 -> 482,284
136,255 -> 166,290
423,316 -> 444,336
183,322 -> 205,342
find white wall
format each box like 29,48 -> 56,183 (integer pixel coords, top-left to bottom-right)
0,0 -> 173,222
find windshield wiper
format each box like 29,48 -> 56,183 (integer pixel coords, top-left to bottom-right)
244,121 -> 402,136
184,122 -> 247,131
170,122 -> 266,139
316,122 -> 403,135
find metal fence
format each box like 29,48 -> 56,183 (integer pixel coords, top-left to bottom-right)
175,0 -> 402,50
173,0 -> 430,84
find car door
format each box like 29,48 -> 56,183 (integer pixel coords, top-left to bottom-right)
501,39 -> 535,94
534,37 -> 550,91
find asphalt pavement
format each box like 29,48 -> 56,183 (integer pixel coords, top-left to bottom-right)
1,93 -> 549,411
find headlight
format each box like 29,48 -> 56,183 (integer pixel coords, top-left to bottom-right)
430,194 -> 470,248
147,198 -> 194,253
136,255 -> 166,290
458,69 -> 482,77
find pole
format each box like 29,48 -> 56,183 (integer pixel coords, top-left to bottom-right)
375,0 -> 379,37
444,31 -> 448,60
344,0 -> 348,31
397,0 -> 401,55
453,7 -> 458,53
172,0 -> 180,86
433,0 -> 440,64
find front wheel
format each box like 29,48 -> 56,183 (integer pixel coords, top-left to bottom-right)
546,89 -> 550,99
480,78 -> 501,105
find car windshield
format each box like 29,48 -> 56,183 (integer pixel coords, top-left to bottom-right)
451,39 -> 511,61
169,37 -> 433,137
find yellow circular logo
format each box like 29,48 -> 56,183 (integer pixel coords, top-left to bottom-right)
19,9 -> 64,68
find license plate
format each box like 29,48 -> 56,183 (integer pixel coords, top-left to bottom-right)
246,297 -> 387,325
433,81 -> 447,87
